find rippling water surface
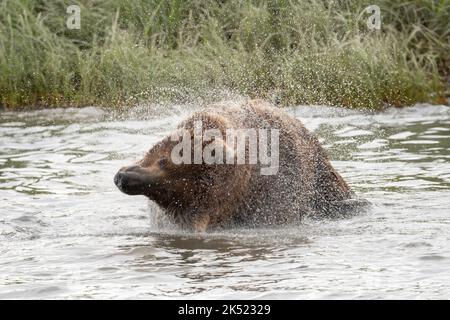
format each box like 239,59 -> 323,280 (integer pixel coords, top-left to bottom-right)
1,102 -> 449,299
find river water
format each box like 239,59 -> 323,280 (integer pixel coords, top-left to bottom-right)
0,101 -> 449,299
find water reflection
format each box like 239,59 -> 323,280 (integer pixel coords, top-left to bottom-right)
0,103 -> 449,298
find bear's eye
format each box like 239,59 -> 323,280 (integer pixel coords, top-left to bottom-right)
158,158 -> 168,169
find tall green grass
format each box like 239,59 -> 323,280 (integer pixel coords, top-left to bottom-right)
0,0 -> 448,109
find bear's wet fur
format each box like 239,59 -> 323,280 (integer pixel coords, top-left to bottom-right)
114,99 -> 360,232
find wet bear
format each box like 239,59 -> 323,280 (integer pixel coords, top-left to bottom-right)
114,100 -> 358,232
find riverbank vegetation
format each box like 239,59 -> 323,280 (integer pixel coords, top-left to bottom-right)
0,0 -> 449,109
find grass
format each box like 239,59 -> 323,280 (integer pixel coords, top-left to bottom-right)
0,0 -> 449,109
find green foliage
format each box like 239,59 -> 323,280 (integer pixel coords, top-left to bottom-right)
0,0 -> 448,109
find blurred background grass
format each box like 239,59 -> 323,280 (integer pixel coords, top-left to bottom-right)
0,0 -> 448,109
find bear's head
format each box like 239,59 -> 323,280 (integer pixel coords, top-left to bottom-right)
114,112 -> 246,212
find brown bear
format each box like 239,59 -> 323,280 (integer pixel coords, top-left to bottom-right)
114,99 -> 360,232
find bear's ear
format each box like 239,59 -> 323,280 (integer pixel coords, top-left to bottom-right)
180,112 -> 229,134
200,113 -> 228,131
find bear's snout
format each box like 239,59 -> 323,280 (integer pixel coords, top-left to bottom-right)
114,165 -> 153,196
114,170 -> 126,192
